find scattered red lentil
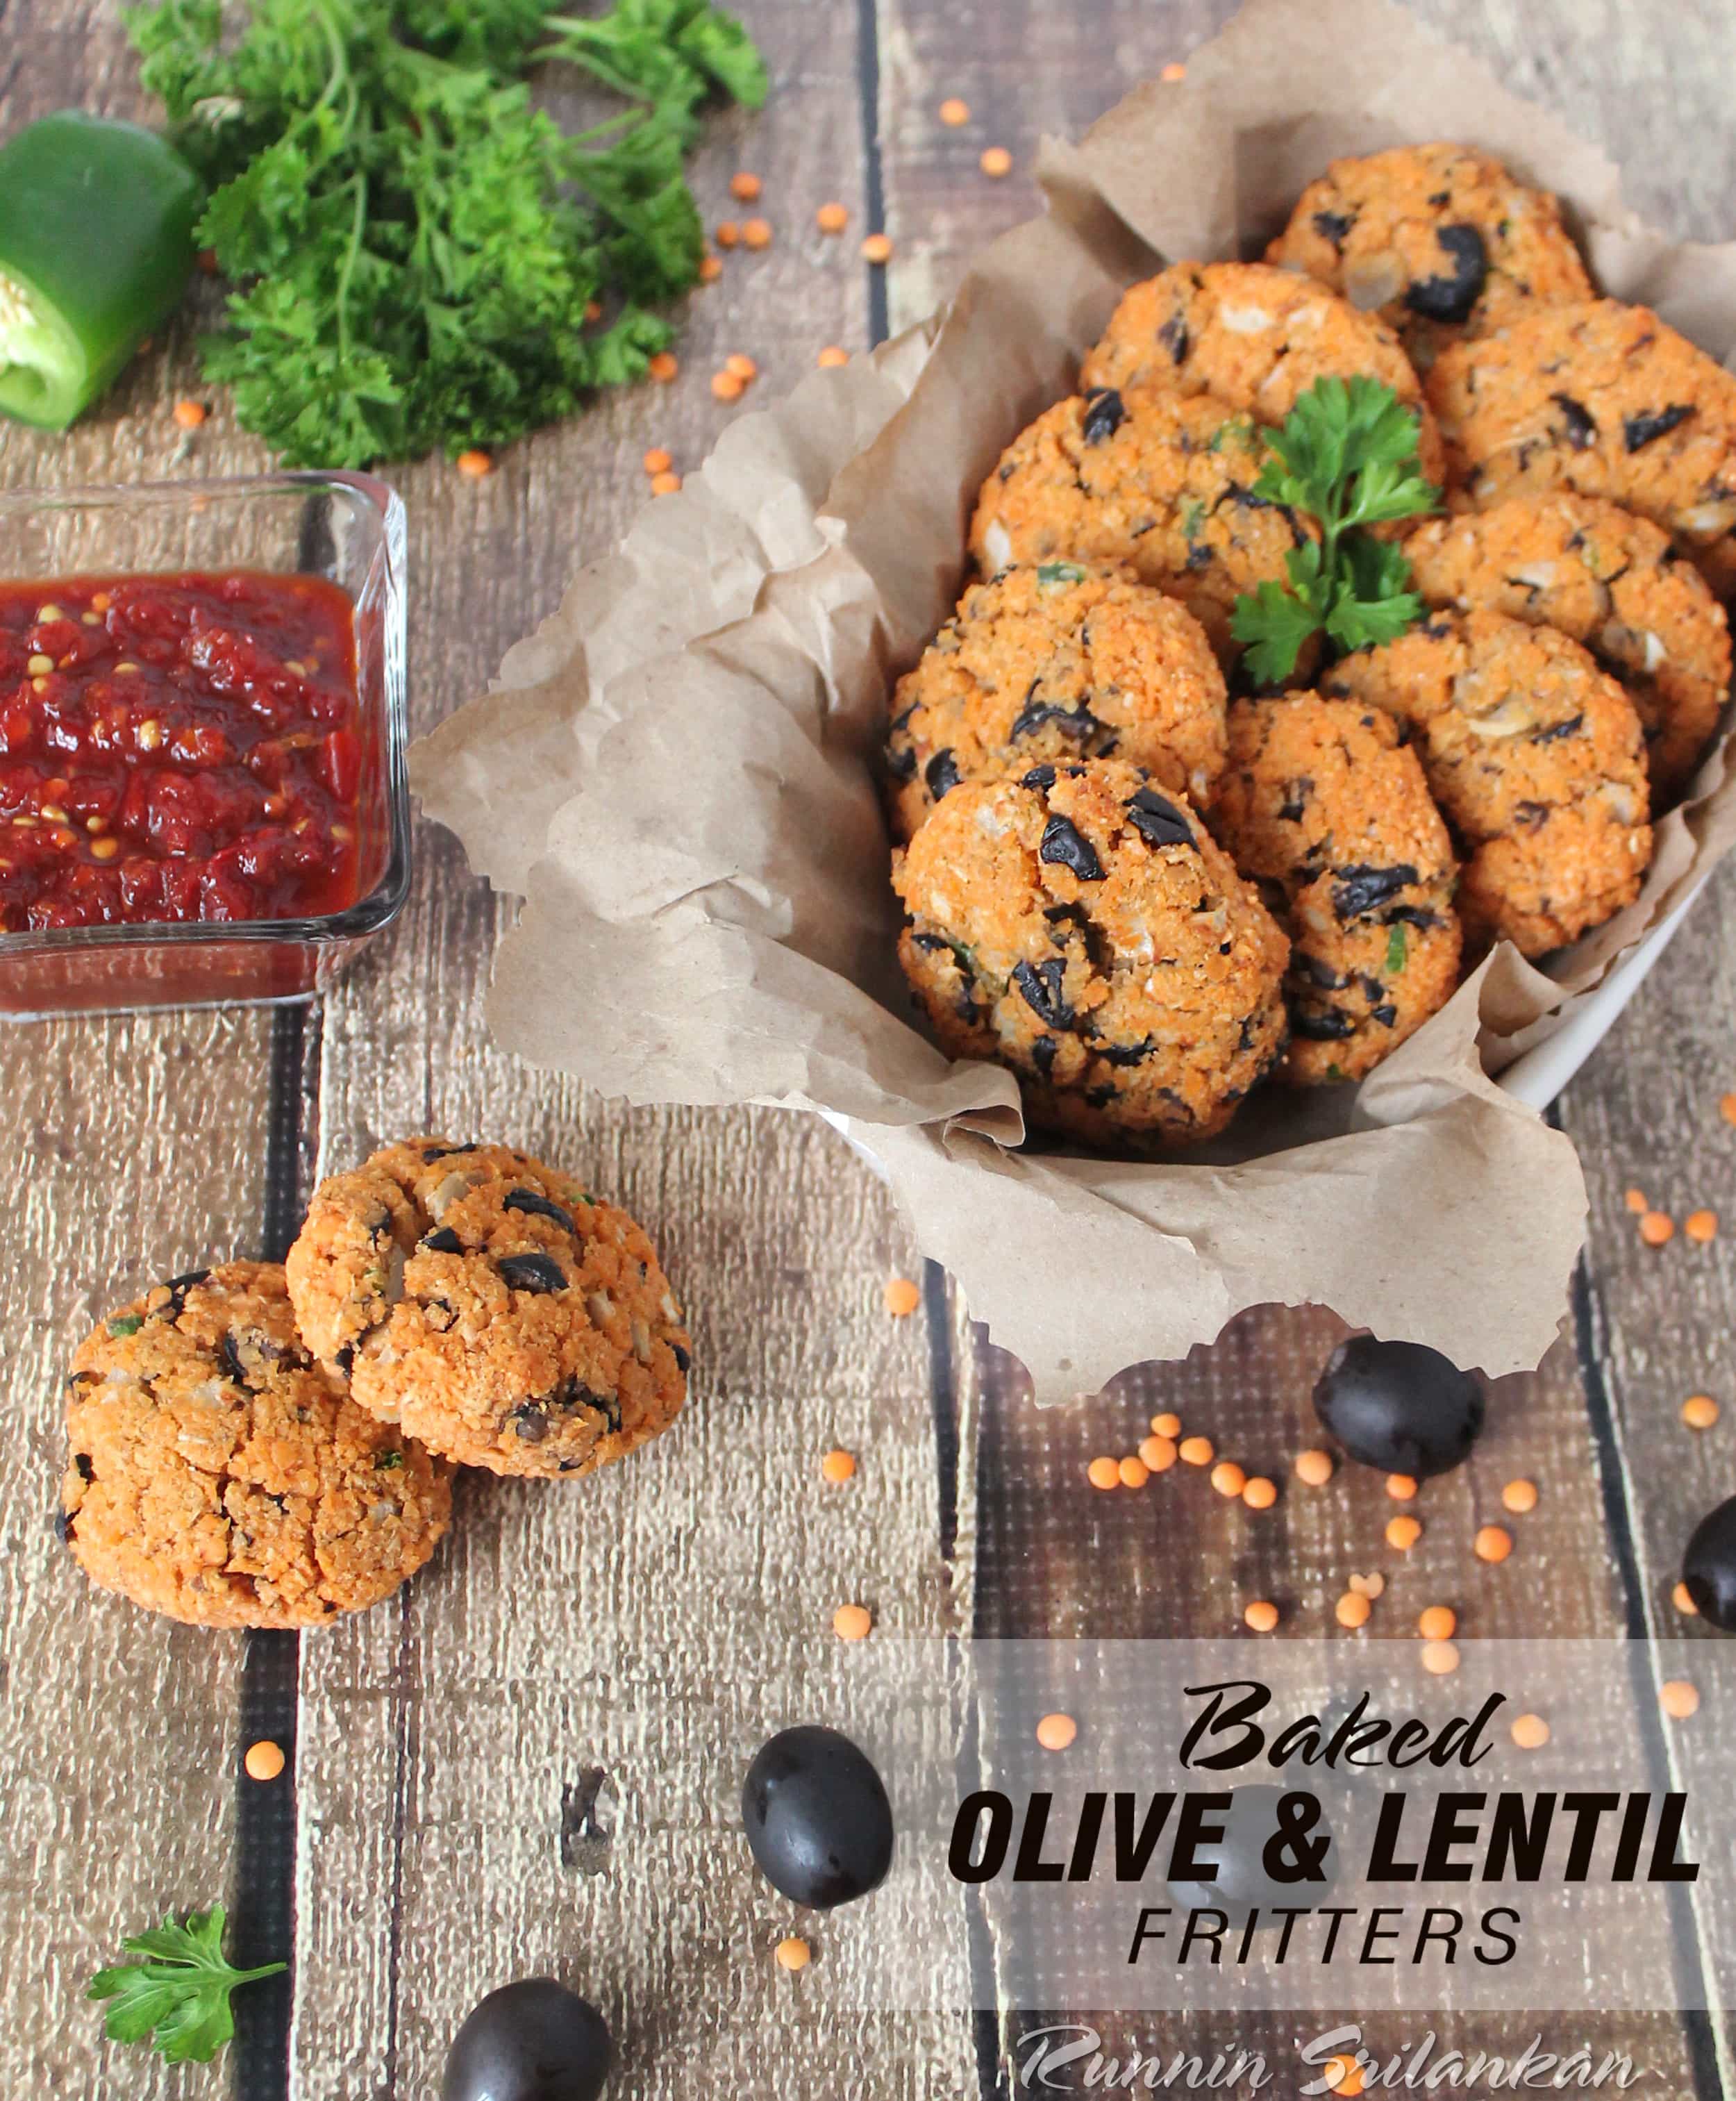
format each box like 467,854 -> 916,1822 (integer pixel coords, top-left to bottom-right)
775,1936 -> 811,1972
1501,1478 -> 1539,1513
938,97 -> 971,126
1335,1591 -> 1371,1630
172,398 -> 207,430
649,471 -> 682,496
1347,1570 -> 1385,1600
1510,1713 -> 1551,1750
1640,1210 -> 1676,1246
1386,1514 -> 1422,1551
1243,1600 -> 1280,1633
1623,1186 -> 1649,1213
1036,1712 -> 1078,1752
1210,1460 -> 1246,1498
1325,2059 -> 1366,2098
1160,61 -> 1188,82
833,1603 -> 873,1642
1242,1475 -> 1277,1511
1685,1393 -> 1722,1428
1721,1093 -> 1736,1126
1087,1456 -> 1121,1491
647,351 -> 679,382
711,369 -> 745,402
1661,1679 -> 1701,1720
1417,1605 -> 1456,1641
1674,1580 -> 1700,1616
725,352 -> 758,381
821,1448 -> 856,1484
1421,1640 -> 1460,1676
1118,1455 -> 1150,1490
1178,1435 -> 1214,1467
456,449 -> 493,478
860,232 -> 894,264
698,254 -> 724,282
1474,1525 -> 1513,1564
883,1276 -> 920,1317
1139,1434 -> 1178,1473
817,345 -> 850,367
244,1739 -> 285,1782
642,447 -> 673,474
816,201 -> 849,233
715,220 -> 740,248
1686,1209 -> 1719,1243
1295,1448 -> 1334,1486
1385,1472 -> 1418,1502
729,171 -> 762,201
979,147 -> 1012,178
742,217 -> 773,250
1151,1413 -> 1183,1438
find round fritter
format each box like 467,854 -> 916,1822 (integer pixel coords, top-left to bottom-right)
966,387 -> 1313,667
1428,300 -> 1736,599
61,1261 -> 452,1628
1210,693 -> 1462,1083
885,562 -> 1228,842
286,1140 -> 690,1479
891,758 -> 1290,1149
1323,610 -> 1653,956
1265,142 -> 1593,367
1080,260 -> 1444,485
1404,493 -> 1730,806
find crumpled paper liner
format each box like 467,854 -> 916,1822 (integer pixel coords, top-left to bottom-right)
411,0 -> 1736,1400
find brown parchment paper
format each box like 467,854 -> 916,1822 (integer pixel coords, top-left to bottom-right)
411,0 -> 1736,1401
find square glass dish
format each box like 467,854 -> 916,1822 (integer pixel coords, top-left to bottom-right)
0,471 -> 409,1019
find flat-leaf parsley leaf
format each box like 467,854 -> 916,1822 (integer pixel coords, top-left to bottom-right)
87,1904 -> 286,2066
1230,376 -> 1439,683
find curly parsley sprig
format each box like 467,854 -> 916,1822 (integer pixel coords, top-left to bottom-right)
1230,376 -> 1440,685
87,1905 -> 285,2066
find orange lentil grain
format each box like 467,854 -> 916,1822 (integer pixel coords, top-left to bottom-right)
1684,1393 -> 1721,1429
172,398 -> 207,429
698,253 -> 723,282
1421,1640 -> 1460,1676
1640,1210 -> 1676,1245
1036,1712 -> 1078,1752
939,97 -> 971,126
1335,1592 -> 1371,1630
642,447 -> 673,474
456,449 -> 492,478
1386,1514 -> 1422,1551
1210,1461 -> 1246,1498
1511,1713 -> 1551,1750
1348,1570 -> 1385,1600
1295,1448 -> 1335,1486
649,472 -> 682,496
1139,1434 -> 1178,1473
775,1936 -> 811,1972
1151,1413 -> 1183,1438
980,147 -> 1013,178
715,220 -> 740,248
711,370 -> 745,402
860,233 -> 894,264
1087,1456 -> 1121,1491
1661,1680 -> 1701,1720
1674,1580 -> 1700,1616
244,1739 -> 285,1782
817,345 -> 850,367
742,217 -> 773,249
817,202 -> 849,233
1178,1436 -> 1214,1467
725,353 -> 758,381
833,1603 -> 873,1642
1474,1525 -> 1513,1563
648,351 -> 678,382
821,1448 -> 856,1484
1243,1600 -> 1280,1633
1161,61 -> 1188,81
1418,1605 -> 1457,1641
1501,1478 -> 1538,1513
883,1277 -> 920,1317
1721,1093 -> 1736,1126
1386,1473 -> 1418,1501
730,171 -> 762,201
1242,1476 -> 1277,1511
1118,1455 -> 1150,1490
1687,1209 -> 1719,1243
1624,1187 -> 1649,1213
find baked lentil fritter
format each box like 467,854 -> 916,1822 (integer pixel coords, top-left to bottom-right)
966,386 -> 1313,668
892,758 -> 1290,1150
1266,142 -> 1593,367
1404,493 -> 1730,805
1210,693 -> 1462,1083
885,562 -> 1228,842
1427,301 -> 1736,598
62,1261 -> 452,1627
1080,260 -> 1444,485
1324,609 -> 1653,956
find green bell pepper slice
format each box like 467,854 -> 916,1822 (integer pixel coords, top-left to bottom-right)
0,111 -> 201,431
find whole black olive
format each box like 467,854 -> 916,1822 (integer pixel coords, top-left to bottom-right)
1683,1494 -> 1736,1631
1312,1334 -> 1483,1478
1167,1784 -> 1337,1924
442,1979 -> 612,2101
741,1724 -> 893,1909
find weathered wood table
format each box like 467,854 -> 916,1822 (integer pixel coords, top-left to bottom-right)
4,1 -> 1736,2095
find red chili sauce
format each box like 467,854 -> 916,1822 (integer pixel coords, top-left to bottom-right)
0,570 -> 364,931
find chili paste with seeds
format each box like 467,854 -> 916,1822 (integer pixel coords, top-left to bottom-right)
0,570 -> 364,931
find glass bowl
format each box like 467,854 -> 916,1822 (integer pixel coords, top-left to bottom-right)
0,471 -> 409,1018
